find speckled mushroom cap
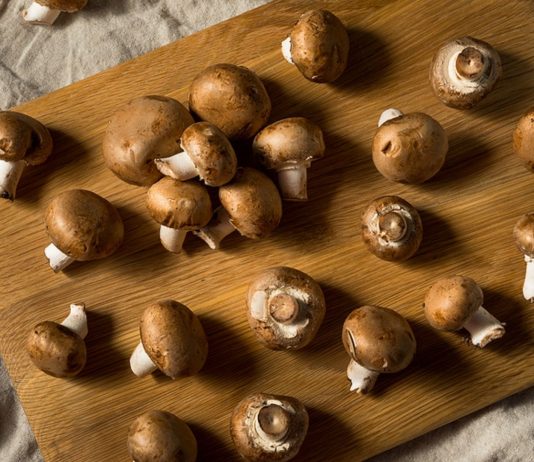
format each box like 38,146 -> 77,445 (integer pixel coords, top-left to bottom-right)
36,0 -> 87,12
514,213 -> 534,258
342,305 -> 416,374
372,112 -> 448,184
102,95 -> 194,186
424,275 -> 483,331
189,64 -> 271,140
287,9 -> 350,83
513,109 -> 534,172
26,321 -> 86,378
219,167 -> 282,239
140,300 -> 208,379
127,410 -> 197,462
146,177 -> 213,230
44,189 -> 124,261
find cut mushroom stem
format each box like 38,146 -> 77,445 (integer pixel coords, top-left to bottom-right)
281,37 -> 294,64
455,47 -> 487,80
60,303 -> 88,339
159,225 -> 187,253
463,306 -> 505,347
256,404 -> 290,442
44,243 -> 75,272
522,255 -> 534,302
347,359 -> 379,394
130,341 -> 157,377
22,2 -> 61,25
0,160 -> 25,201
277,165 -> 308,201
194,207 -> 235,250
378,108 -> 403,127
154,150 -> 198,181
269,293 -> 301,324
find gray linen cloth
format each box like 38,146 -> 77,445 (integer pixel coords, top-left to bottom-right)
0,1 -> 533,461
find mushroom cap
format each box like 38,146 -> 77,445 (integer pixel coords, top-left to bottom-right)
44,189 -> 124,261
0,111 -> 53,166
127,410 -> 197,462
219,167 -> 282,239
252,117 -> 325,170
27,321 -> 86,378
514,213 -> 534,258
230,392 -> 308,462
140,300 -> 208,379
372,112 -> 448,184
430,36 -> 502,110
361,195 -> 423,261
146,177 -> 213,230
424,275 -> 483,331
180,122 -> 237,186
247,266 -> 325,350
189,64 -> 271,140
342,305 -> 416,373
102,95 -> 194,186
513,108 -> 534,172
36,0 -> 87,12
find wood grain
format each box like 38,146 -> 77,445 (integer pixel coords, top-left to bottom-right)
1,0 -> 534,460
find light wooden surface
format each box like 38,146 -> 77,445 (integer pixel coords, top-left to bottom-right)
1,0 -> 534,460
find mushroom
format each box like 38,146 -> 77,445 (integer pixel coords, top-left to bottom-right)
0,111 -> 53,200
44,189 -> 124,272
22,0 -> 87,26
130,300 -> 208,379
372,109 -> 448,184
189,64 -> 271,140
154,122 -> 237,187
230,392 -> 308,462
26,303 -> 88,377
281,9 -> 350,83
146,177 -> 213,253
102,95 -> 194,186
127,410 -> 197,462
361,195 -> 423,261
513,108 -> 534,172
424,275 -> 505,347
430,37 -> 502,109
513,213 -> 534,302
247,267 -> 325,350
342,305 -> 416,394
252,117 -> 325,201
194,167 -> 282,249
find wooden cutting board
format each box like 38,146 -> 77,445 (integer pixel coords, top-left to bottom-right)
1,0 -> 534,460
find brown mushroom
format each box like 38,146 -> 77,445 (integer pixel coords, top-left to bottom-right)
0,111 -> 53,200
195,167 -> 282,249
22,0 -> 87,25
513,213 -> 534,302
282,9 -> 350,83
342,305 -> 416,393
127,410 -> 197,462
252,117 -> 325,201
513,108 -> 534,172
102,95 -> 194,187
424,275 -> 505,347
44,189 -> 124,272
372,109 -> 448,184
27,303 -> 88,378
430,37 -> 502,109
130,300 -> 208,379
189,64 -> 271,140
146,177 -> 213,253
361,196 -> 423,261
230,393 -> 308,462
247,267 -> 325,350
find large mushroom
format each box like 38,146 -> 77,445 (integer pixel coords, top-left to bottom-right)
0,111 -> 53,200
247,267 -> 325,350
342,305 -> 416,394
22,0 -> 87,26
44,189 -> 124,272
513,108 -> 534,172
513,213 -> 534,302
252,117 -> 325,201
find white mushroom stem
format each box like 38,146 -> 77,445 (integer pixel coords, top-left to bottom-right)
522,255 -> 534,302
44,243 -> 75,272
463,306 -> 505,348
0,159 -> 25,201
378,108 -> 404,127
448,50 -> 488,91
347,360 -> 379,394
60,303 -> 88,339
251,399 -> 293,453
194,207 -> 235,250
154,150 -> 198,181
159,225 -> 187,253
22,2 -> 61,25
281,37 -> 294,64
130,342 -> 157,377
277,165 -> 308,201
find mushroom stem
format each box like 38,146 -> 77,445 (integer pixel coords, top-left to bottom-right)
463,306 -> 505,347
455,47 -> 486,80
194,207 -> 235,250
277,165 -> 308,201
130,341 -> 157,377
257,404 -> 290,442
154,151 -> 198,181
159,225 -> 187,253
0,159 -> 25,201
378,108 -> 403,127
60,303 -> 88,339
22,2 -> 61,25
281,37 -> 294,64
268,293 -> 300,324
522,256 -> 534,302
347,359 -> 379,394
44,243 -> 75,272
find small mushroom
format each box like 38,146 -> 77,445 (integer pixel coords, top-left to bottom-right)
22,0 -> 87,26
102,95 -> 194,186
361,196 -> 423,261
513,213 -> 534,302
372,109 -> 448,184
513,108 -> 534,172
27,303 -> 88,377
189,64 -> 271,140
127,410 -> 197,462
281,9 -> 350,83
342,305 -> 416,394
44,189 -> 124,272
195,167 -> 282,249
230,392 -> 308,462
247,267 -> 325,350
0,111 -> 53,200
130,300 -> 208,379
430,37 -> 502,109
424,275 -> 505,347
146,177 -> 213,253
252,117 -> 325,201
